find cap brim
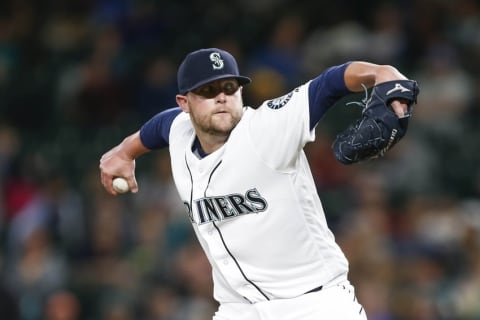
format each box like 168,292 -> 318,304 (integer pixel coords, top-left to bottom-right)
183,75 -> 251,94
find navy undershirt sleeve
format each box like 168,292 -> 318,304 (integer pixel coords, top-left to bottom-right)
308,62 -> 353,130
139,107 -> 182,149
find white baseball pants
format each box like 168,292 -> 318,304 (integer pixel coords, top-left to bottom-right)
213,281 -> 367,320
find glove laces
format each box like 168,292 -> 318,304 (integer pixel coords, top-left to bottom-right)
346,83 -> 369,109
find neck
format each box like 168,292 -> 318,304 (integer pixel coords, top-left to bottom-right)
194,131 -> 229,155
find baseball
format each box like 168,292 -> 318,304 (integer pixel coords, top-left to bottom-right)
112,177 -> 129,193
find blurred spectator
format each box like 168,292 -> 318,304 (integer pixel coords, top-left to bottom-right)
336,170 -> 397,319
135,55 -> 177,121
302,21 -> 371,77
447,0 -> 480,72
413,43 -> 474,130
172,241 -> 218,320
243,13 -> 307,106
244,67 -> 287,108
138,281 -> 181,320
4,227 -> 68,320
247,13 -> 307,89
366,2 -> 407,65
44,290 -> 81,320
56,23 -> 131,129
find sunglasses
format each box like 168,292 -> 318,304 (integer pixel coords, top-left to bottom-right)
191,80 -> 240,99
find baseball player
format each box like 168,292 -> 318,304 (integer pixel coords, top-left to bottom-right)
99,48 -> 419,319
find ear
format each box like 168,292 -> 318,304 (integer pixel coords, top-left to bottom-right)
176,94 -> 189,113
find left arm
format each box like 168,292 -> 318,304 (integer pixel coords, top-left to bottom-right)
332,62 -> 420,164
344,61 -> 409,117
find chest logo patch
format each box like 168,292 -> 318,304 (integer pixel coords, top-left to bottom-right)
266,91 -> 293,110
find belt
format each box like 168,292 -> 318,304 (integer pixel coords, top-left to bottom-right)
304,285 -> 323,294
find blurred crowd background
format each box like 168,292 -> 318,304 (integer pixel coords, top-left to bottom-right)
0,0 -> 479,319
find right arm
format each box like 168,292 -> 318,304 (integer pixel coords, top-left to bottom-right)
99,107 -> 182,195
99,131 -> 149,195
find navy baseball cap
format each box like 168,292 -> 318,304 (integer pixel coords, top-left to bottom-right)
177,48 -> 251,94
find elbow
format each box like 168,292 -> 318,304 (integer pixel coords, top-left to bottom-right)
345,62 -> 408,92
374,65 -> 407,85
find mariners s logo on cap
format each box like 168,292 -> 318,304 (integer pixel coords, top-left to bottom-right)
177,48 -> 251,94
210,52 -> 224,70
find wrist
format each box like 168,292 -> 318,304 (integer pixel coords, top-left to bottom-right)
120,132 -> 149,161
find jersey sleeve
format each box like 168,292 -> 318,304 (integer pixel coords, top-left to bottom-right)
308,62 -> 352,129
246,63 -> 352,170
139,107 -> 182,149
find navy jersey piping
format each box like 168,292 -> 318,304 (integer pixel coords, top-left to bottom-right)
185,155 -> 270,302
205,161 -> 270,302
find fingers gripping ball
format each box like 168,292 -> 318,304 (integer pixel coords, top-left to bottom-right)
332,80 -> 420,164
113,177 -> 130,193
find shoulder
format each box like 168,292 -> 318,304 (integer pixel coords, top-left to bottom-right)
139,107 -> 186,149
170,111 -> 193,136
254,84 -> 309,112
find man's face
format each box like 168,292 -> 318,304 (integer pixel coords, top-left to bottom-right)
177,78 -> 244,137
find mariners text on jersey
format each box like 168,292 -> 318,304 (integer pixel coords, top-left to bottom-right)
184,188 -> 268,224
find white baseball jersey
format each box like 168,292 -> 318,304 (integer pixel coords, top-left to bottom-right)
167,80 -> 349,305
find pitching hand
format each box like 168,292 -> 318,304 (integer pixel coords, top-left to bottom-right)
99,145 -> 138,195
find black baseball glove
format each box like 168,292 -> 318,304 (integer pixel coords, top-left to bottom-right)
332,79 -> 420,164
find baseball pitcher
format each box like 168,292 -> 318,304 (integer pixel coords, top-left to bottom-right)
99,48 -> 419,319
